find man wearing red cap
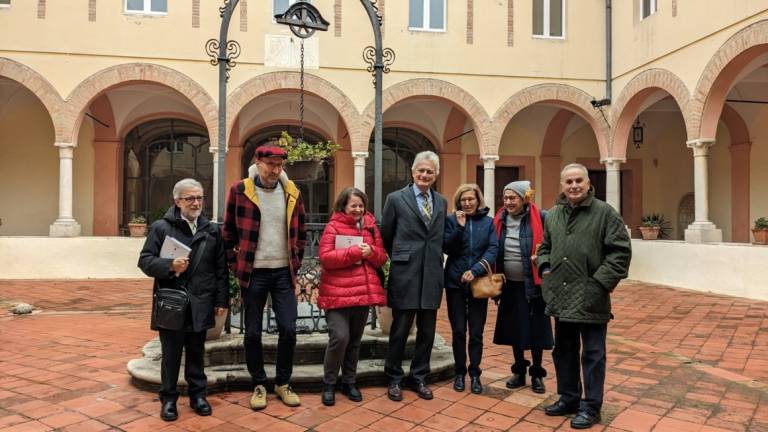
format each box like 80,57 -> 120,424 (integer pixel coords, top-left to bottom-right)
223,145 -> 307,410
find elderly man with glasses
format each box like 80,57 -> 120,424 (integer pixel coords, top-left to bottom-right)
138,178 -> 229,422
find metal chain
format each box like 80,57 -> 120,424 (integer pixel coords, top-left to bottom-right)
299,39 -> 305,143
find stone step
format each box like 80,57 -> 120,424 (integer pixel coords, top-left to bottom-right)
128,330 -> 455,393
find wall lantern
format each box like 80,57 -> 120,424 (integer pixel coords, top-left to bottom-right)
632,117 -> 644,149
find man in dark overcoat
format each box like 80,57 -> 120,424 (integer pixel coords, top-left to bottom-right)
138,178 -> 228,422
537,163 -> 632,429
381,150 -> 447,401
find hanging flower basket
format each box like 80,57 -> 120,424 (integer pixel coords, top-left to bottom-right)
284,160 -> 325,181
276,131 -> 339,182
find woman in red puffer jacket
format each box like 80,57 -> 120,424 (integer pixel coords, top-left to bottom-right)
318,187 -> 387,407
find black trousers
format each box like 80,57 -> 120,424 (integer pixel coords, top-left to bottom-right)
445,289 -> 488,377
243,267 -> 297,387
552,319 -> 608,414
323,306 -> 370,385
158,328 -> 207,402
384,308 -> 437,384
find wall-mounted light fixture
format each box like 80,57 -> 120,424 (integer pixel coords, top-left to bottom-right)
632,117 -> 644,149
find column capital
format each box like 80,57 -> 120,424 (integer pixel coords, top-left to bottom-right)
480,154 -> 499,169
601,157 -> 625,164
57,146 -> 74,159
54,142 -> 75,149
686,139 -> 716,156
351,151 -> 369,159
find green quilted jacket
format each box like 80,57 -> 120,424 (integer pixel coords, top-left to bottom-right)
536,190 -> 632,324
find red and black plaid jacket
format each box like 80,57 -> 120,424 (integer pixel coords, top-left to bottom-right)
222,175 -> 307,290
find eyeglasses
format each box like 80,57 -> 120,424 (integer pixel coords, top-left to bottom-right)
179,196 -> 204,203
414,168 -> 435,175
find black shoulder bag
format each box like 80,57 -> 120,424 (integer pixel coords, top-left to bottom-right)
153,235 -> 208,331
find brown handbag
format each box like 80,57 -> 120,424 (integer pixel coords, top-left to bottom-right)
470,259 -> 505,299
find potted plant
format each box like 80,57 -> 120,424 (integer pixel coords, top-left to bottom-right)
127,215 -> 147,237
277,131 -> 340,181
639,213 -> 670,240
752,217 -> 768,245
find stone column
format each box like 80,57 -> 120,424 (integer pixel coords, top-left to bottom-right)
684,139 -> 722,243
352,151 -> 368,192
604,158 -> 622,212
481,155 -> 499,213
50,142 -> 82,237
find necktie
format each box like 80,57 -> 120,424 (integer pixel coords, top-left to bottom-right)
188,220 -> 196,235
420,192 -> 432,221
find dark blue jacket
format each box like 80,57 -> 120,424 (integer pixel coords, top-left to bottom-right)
494,205 -> 547,300
443,207 -> 499,290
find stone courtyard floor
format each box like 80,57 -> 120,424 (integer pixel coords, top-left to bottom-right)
1,279 -> 767,431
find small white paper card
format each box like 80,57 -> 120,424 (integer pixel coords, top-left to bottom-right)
160,235 -> 192,259
335,235 -> 363,250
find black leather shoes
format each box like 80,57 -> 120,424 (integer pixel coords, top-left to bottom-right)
506,373 -> 526,389
387,382 -> 403,401
531,377 -> 545,394
571,411 -> 601,429
160,400 -> 178,421
340,383 -> 362,402
321,384 -> 335,406
544,400 -> 579,416
410,382 -> 433,400
453,375 -> 465,392
470,376 -> 482,394
190,397 -> 211,416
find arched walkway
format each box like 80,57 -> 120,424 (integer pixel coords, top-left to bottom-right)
361,78 -> 492,154
0,57 -> 63,139
491,84 -> 608,159
693,19 -> 768,139
227,71 -> 360,150
63,63 -> 217,146
611,69 -> 693,160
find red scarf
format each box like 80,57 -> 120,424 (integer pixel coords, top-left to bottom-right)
494,203 -> 545,285
528,202 -> 544,286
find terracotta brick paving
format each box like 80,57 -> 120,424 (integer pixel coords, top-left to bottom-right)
1,279 -> 767,431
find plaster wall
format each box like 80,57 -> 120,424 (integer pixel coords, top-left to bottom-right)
0,88 -> 57,235
611,1 -> 768,93
709,126 -> 733,242
628,240 -> 768,301
74,120 -> 95,236
498,106 -> 551,205
745,105 -> 768,226
626,110 -> 692,240
0,237 -> 147,279
560,123 -> 600,164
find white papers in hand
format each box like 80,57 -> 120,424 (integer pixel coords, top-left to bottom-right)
160,236 -> 192,259
335,235 -> 364,264
335,235 -> 363,250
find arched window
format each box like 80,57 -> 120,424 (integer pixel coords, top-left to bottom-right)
243,125 -> 333,223
123,119 -> 212,226
366,127 -> 437,206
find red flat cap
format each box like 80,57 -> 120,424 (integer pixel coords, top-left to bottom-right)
255,145 -> 288,159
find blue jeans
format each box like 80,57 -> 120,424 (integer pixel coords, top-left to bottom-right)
243,267 -> 297,387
